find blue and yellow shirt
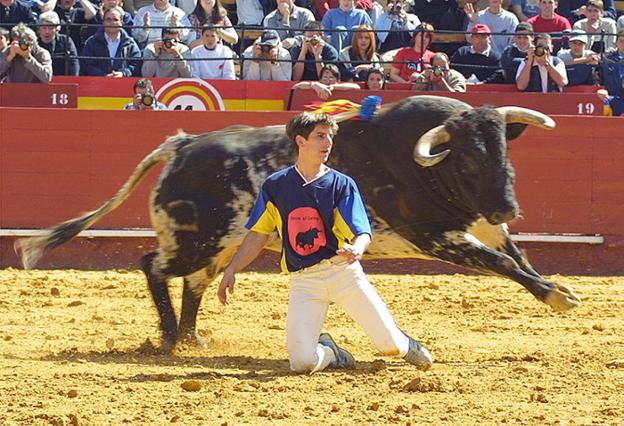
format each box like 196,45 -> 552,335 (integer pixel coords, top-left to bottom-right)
246,166 -> 372,273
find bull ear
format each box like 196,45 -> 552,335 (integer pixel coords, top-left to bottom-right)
413,125 -> 451,167
505,123 -> 529,141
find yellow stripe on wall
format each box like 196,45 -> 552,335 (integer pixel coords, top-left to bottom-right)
78,97 -> 284,111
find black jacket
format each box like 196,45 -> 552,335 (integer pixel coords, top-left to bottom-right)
39,34 -> 80,76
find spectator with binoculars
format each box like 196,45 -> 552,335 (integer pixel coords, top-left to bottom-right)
412,51 -> 467,92
142,27 -> 193,78
37,10 -> 80,76
516,32 -> 568,91
123,78 -> 168,110
0,22 -> 52,83
242,29 -> 293,80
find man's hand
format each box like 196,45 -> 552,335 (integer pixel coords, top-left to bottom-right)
218,269 -> 236,305
269,47 -> 279,64
170,13 -> 179,29
464,3 -> 477,23
336,243 -> 363,264
11,41 -> 30,59
311,81 -> 333,100
278,1 -> 290,22
107,70 -> 124,78
143,12 -> 151,27
253,43 -> 263,59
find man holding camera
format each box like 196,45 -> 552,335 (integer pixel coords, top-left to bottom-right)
142,27 -> 192,78
0,22 -> 52,83
123,78 -> 168,110
412,51 -> 467,92
516,33 -> 568,92
374,0 -> 421,53
242,29 -> 292,80
289,21 -> 346,81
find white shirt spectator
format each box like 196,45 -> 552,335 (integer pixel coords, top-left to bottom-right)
191,43 -> 236,79
133,2 -> 191,45
515,57 -> 568,92
242,43 -> 292,80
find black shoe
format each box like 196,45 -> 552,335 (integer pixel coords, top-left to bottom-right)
403,335 -> 433,371
318,332 -> 356,370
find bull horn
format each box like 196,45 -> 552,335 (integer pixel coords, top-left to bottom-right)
496,106 -> 556,130
413,125 -> 451,167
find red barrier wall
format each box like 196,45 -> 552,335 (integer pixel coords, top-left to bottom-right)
1,108 -> 624,274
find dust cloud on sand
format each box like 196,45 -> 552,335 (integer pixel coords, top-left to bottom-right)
1,269 -> 623,425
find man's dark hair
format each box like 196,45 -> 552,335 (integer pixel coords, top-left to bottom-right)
162,27 -> 181,38
286,112 -> 338,142
133,78 -> 154,93
0,27 -> 9,40
201,23 -> 221,36
320,63 -> 340,80
304,21 -> 323,32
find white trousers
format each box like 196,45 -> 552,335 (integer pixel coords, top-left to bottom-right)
286,257 -> 409,373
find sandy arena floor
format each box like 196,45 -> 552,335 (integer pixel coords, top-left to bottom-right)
1,269 -> 623,425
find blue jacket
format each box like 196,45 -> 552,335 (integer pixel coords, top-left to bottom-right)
81,28 -> 141,77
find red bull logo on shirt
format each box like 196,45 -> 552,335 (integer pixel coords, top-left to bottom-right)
288,207 -> 327,256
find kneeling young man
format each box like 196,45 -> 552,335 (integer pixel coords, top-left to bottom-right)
218,112 -> 433,373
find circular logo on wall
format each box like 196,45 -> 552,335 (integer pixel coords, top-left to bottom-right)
155,78 -> 225,111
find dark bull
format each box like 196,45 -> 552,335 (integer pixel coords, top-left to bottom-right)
15,96 -> 581,351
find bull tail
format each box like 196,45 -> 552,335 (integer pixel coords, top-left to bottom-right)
14,134 -> 183,269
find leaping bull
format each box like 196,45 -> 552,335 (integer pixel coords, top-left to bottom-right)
15,96 -> 581,351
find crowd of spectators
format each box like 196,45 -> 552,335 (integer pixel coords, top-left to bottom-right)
0,0 -> 624,113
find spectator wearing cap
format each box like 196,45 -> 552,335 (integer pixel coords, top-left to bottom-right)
37,10 -> 79,76
527,0 -> 571,51
389,22 -> 436,83
516,32 -> 568,91
451,23 -> 505,83
556,0 -> 616,25
557,30 -> 599,84
0,0 -> 36,31
374,0 -> 420,53
263,0 -> 315,40
465,0 -> 519,55
501,21 -> 533,83
321,0 -> 372,52
242,29 -> 293,80
142,27 -> 193,78
572,0 -> 617,53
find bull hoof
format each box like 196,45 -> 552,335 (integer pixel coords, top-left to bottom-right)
544,284 -> 581,312
177,331 -> 209,349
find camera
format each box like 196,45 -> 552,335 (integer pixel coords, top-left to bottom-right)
432,66 -> 445,77
162,38 -> 175,49
140,93 -> 154,107
308,35 -> 320,46
389,2 -> 402,14
18,37 -> 32,51
534,45 -> 546,57
260,44 -> 272,53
